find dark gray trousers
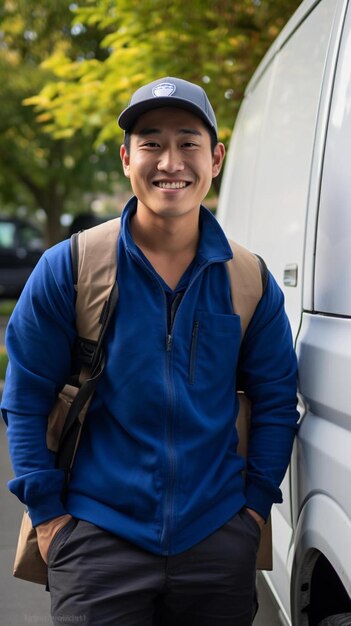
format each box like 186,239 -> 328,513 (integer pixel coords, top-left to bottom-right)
48,508 -> 260,626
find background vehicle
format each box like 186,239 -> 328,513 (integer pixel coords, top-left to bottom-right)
217,0 -> 351,624
67,212 -> 114,237
0,217 -> 45,299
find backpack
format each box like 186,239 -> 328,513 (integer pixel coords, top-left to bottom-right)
13,216 -> 272,585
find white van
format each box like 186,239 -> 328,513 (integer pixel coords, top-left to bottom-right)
216,0 -> 351,624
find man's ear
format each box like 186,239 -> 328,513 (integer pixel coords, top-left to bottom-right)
120,145 -> 130,177
212,142 -> 225,178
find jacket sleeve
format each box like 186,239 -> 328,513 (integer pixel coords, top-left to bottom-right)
239,271 -> 299,520
1,240 -> 77,527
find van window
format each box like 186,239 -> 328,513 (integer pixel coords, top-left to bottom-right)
314,5 -> 351,316
0,222 -> 16,249
17,223 -> 44,249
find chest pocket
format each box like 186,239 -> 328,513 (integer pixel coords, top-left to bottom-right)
188,311 -> 242,386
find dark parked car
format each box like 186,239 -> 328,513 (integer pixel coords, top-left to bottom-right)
0,217 -> 45,299
68,212 -> 115,236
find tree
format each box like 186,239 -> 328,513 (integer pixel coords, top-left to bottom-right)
26,0 -> 302,149
0,0 -> 121,245
1,0 -> 301,241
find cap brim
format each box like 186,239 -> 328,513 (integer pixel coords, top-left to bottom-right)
118,97 -> 217,138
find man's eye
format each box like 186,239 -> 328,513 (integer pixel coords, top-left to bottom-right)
142,142 -> 159,148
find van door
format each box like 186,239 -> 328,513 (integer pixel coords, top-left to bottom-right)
217,0 -> 338,340
216,0 -> 342,620
294,5 -> 351,610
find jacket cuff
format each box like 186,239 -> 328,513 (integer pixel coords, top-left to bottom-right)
245,479 -> 282,521
28,497 -> 68,527
8,469 -> 68,527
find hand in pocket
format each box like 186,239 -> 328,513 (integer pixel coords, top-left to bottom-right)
36,514 -> 73,564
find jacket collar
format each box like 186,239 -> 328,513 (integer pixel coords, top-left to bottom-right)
120,196 -> 233,265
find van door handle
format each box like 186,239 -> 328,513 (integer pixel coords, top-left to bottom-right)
283,264 -> 298,287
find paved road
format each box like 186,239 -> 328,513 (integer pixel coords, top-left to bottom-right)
0,419 -> 52,625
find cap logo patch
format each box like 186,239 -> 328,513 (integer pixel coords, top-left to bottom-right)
152,82 -> 176,98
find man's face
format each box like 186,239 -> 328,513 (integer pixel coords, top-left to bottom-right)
120,107 -> 225,220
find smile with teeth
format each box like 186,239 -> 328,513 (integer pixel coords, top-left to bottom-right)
154,181 -> 189,189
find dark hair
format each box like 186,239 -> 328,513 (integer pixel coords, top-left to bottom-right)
123,126 -> 218,156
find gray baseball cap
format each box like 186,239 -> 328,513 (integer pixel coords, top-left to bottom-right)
118,77 -> 218,140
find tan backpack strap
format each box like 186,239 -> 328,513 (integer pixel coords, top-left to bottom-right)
48,218 -> 120,486
73,217 -> 121,342
229,243 -> 273,570
226,240 -> 265,337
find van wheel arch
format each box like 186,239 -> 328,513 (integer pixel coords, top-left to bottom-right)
293,551 -> 351,625
317,615 -> 351,626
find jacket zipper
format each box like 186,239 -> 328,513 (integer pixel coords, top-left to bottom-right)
161,292 -> 183,553
124,250 -> 181,553
189,320 -> 200,385
161,330 -> 175,553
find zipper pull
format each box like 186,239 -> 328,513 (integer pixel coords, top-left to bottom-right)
166,334 -> 173,352
192,320 -> 199,336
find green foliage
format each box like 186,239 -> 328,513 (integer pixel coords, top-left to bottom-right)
0,347 -> 8,380
0,300 -> 16,317
0,0 -> 122,246
25,0 -> 301,146
0,0 -> 301,242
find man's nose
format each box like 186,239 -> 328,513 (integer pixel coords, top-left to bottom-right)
157,147 -> 184,172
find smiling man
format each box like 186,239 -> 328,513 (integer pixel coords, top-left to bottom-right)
120,105 -> 224,290
2,77 -> 299,626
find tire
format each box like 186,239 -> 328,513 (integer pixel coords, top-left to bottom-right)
318,614 -> 351,625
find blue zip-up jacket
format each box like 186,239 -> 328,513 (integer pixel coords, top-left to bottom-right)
2,198 -> 298,555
